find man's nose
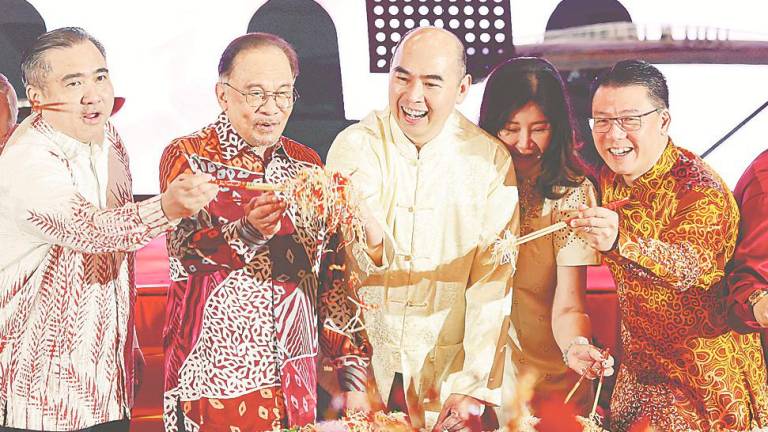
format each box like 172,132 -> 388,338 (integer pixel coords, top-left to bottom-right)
403,80 -> 424,102
81,83 -> 102,104
256,94 -> 280,115
606,120 -> 627,139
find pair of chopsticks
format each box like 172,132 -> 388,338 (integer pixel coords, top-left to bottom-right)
209,179 -> 283,192
564,347 -> 610,418
514,197 -> 631,247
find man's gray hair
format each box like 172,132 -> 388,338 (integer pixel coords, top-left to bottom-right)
21,27 -> 106,88
0,73 -> 18,126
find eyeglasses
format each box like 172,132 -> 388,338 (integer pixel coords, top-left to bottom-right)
588,108 -> 661,133
222,82 -> 299,109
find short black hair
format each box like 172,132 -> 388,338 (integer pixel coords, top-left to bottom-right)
21,27 -> 106,88
590,59 -> 669,109
218,32 -> 299,79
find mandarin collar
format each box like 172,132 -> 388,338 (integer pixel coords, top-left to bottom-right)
32,114 -> 108,160
388,109 -> 459,161
606,138 -> 675,191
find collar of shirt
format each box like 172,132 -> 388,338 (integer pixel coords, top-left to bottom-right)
33,114 -> 109,160
31,114 -> 111,208
213,112 -> 285,162
387,109 -> 459,161
607,137 -> 676,193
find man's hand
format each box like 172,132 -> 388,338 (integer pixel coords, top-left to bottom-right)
432,394 -> 486,432
244,192 -> 287,237
569,204 -> 620,252
754,295 -> 768,327
161,173 -> 218,220
355,198 -> 385,262
565,344 -> 615,380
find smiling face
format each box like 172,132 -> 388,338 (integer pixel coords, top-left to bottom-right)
26,41 -> 114,144
388,29 -> 470,147
591,84 -> 670,185
497,101 -> 552,170
216,46 -> 294,148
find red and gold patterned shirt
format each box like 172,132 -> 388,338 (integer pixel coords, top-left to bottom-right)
600,140 -> 768,432
159,113 -> 369,431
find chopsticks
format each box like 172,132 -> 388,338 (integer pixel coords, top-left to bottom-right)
515,197 -> 631,247
564,347 -> 611,407
209,179 -> 284,191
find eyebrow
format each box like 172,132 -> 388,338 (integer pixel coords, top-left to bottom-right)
506,120 -> 550,126
592,109 -> 643,117
244,83 -> 293,91
60,68 -> 109,82
393,66 -> 444,82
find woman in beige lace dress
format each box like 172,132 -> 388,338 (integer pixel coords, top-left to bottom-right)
479,57 -> 614,416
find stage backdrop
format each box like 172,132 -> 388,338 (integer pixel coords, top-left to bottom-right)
1,0 -> 767,194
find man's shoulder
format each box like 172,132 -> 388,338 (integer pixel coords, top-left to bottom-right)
281,136 -> 322,166
0,125 -> 66,186
669,145 -> 729,194
328,110 -> 388,164
452,111 -> 507,154
165,123 -> 218,154
734,148 -> 768,202
0,118 -> 58,162
334,110 -> 387,143
740,148 -> 768,181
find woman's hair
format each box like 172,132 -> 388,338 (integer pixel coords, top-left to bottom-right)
479,57 -> 585,199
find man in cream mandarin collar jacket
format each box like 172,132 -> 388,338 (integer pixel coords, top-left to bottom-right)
326,27 -> 519,430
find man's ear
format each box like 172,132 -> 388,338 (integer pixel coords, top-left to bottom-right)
659,109 -> 671,135
455,73 -> 472,104
26,85 -> 43,106
215,82 -> 227,112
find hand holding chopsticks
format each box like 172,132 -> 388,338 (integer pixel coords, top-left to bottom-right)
520,197 -> 630,247
568,197 -> 630,252
491,198 -> 630,265
564,346 -> 614,404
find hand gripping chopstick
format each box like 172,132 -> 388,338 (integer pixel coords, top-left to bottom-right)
515,197 -> 630,247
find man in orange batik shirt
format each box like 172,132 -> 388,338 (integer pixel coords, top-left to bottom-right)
571,59 -> 768,432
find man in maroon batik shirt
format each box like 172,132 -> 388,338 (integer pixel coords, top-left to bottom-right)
727,149 -> 768,360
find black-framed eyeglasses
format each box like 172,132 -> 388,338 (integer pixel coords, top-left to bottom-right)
588,108 -> 661,133
222,82 -> 299,109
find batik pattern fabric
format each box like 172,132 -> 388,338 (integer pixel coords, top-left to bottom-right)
181,387 -> 286,432
726,148 -> 768,360
599,140 -> 768,432
0,114 -> 171,430
160,113 -> 369,432
510,170 -> 600,415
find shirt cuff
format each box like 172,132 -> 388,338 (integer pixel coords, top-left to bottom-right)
138,194 -> 177,237
236,217 -> 270,248
443,372 -> 501,407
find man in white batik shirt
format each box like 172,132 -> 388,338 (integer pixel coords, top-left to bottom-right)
0,27 -> 216,432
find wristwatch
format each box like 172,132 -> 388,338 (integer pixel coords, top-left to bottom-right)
748,289 -> 768,309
